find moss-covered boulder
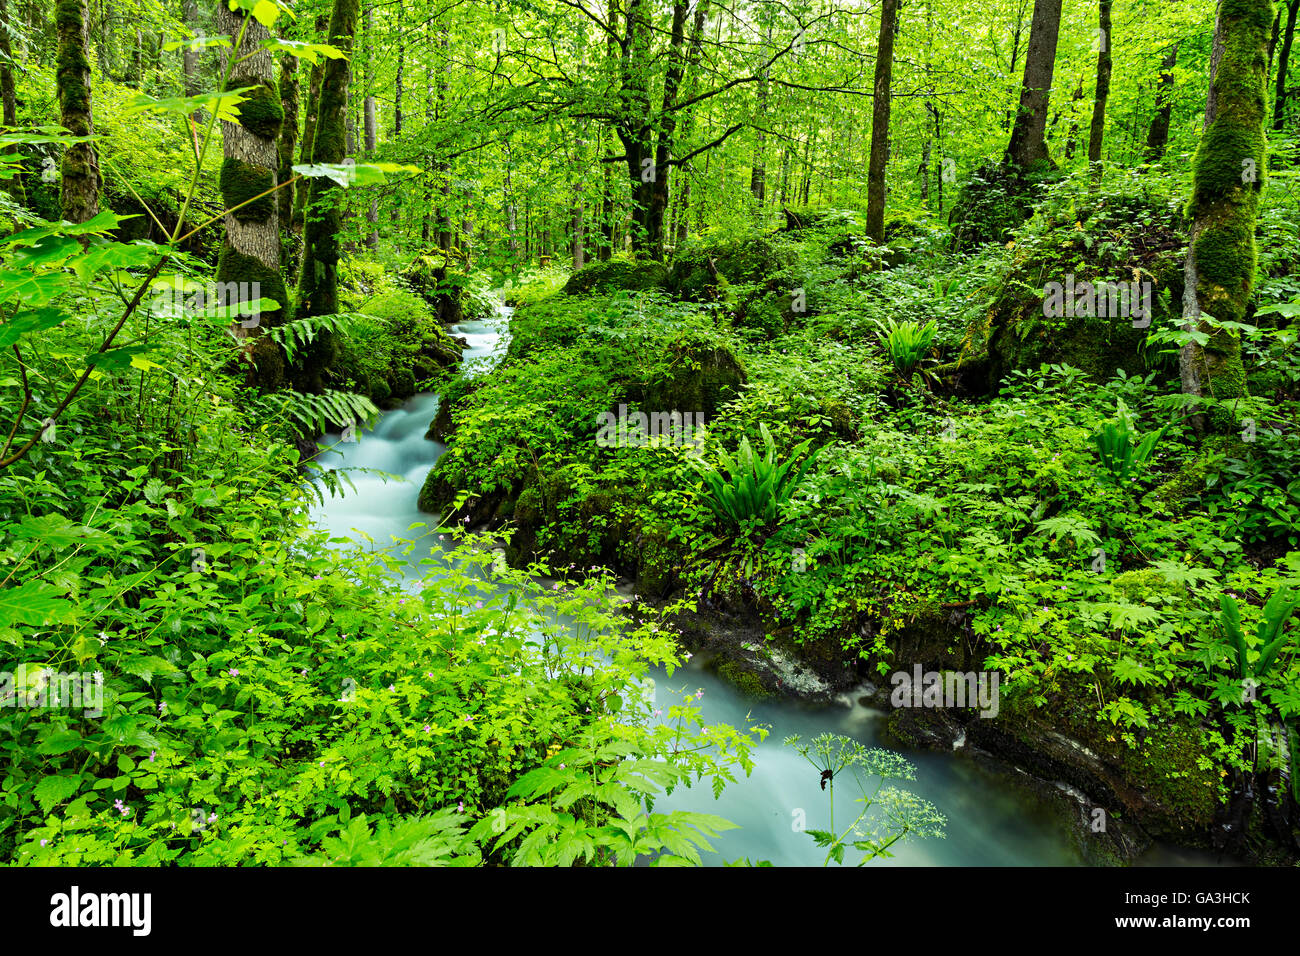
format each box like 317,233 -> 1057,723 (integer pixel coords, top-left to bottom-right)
953,189 -> 1188,391
561,258 -> 669,296
666,235 -> 797,301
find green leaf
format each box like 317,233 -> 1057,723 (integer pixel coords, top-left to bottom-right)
0,581 -> 78,627
33,774 -> 82,813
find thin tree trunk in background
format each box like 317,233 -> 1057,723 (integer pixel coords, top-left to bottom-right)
56,0 -> 100,224
571,137 -> 586,270
0,0 -> 18,127
278,52 -> 299,229
362,3 -> 378,249
1087,0 -> 1113,181
1275,0 -> 1299,130
750,24 -> 771,205
294,14 -> 328,231
183,0 -> 200,98
1145,43 -> 1180,161
865,0 -> 899,242
1005,0 -> 1064,169
436,24 -> 453,252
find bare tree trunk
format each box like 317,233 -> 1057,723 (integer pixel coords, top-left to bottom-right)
1005,0 -> 1064,168
0,0 -> 18,127
1145,43 -> 1180,161
1087,0 -> 1113,181
278,52 -> 299,228
865,0 -> 899,242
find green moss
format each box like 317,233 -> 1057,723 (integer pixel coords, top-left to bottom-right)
231,81 -> 284,141
715,659 -> 775,700
561,259 -> 670,296
219,158 -> 275,224
215,244 -> 286,328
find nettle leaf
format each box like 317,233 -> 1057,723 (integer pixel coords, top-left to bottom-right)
33,774 -> 82,813
0,269 -> 74,306
292,162 -> 420,188
128,89 -> 250,123
0,581 -> 78,627
12,513 -> 115,551
0,306 -> 69,347
162,35 -> 233,53
69,241 -> 163,282
261,38 -> 346,64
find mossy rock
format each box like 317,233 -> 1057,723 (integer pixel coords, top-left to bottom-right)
561,258 -> 669,296
667,235 -> 797,300
388,367 -> 417,400
714,659 -> 776,701
962,242 -> 1185,391
634,338 -> 747,417
948,162 -> 1044,251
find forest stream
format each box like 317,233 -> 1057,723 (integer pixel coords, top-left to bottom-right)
307,302 -> 1232,867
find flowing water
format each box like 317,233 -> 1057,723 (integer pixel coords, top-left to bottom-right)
307,304 -> 1227,867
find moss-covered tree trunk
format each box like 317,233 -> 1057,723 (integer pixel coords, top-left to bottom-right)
1180,0 -> 1272,433
215,0 -> 285,390
56,0 -> 100,224
1005,0 -> 1064,169
0,0 -> 17,128
294,0 -> 357,394
1275,0 -> 1299,130
865,0 -> 899,243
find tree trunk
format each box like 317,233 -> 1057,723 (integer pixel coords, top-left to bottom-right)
295,0 -> 358,392
278,53 -> 299,228
363,5 -> 378,249
182,0 -> 200,98
56,0 -> 100,224
0,0 -> 18,128
294,14 -> 328,232
1180,0 -> 1270,433
1005,0 -> 1064,169
865,0 -> 899,242
1087,0 -> 1113,181
1145,43 -> 1180,161
216,0 -> 285,390
1275,0 -> 1299,130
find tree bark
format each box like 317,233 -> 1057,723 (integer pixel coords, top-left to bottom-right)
56,0 -> 100,224
1005,0 -> 1064,169
1275,0 -> 1299,130
0,0 -> 18,128
293,14 -> 328,232
216,0 -> 285,389
278,52 -> 299,228
1145,43 -> 1180,161
865,0 -> 899,242
1087,0 -> 1113,180
295,0 -> 358,392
